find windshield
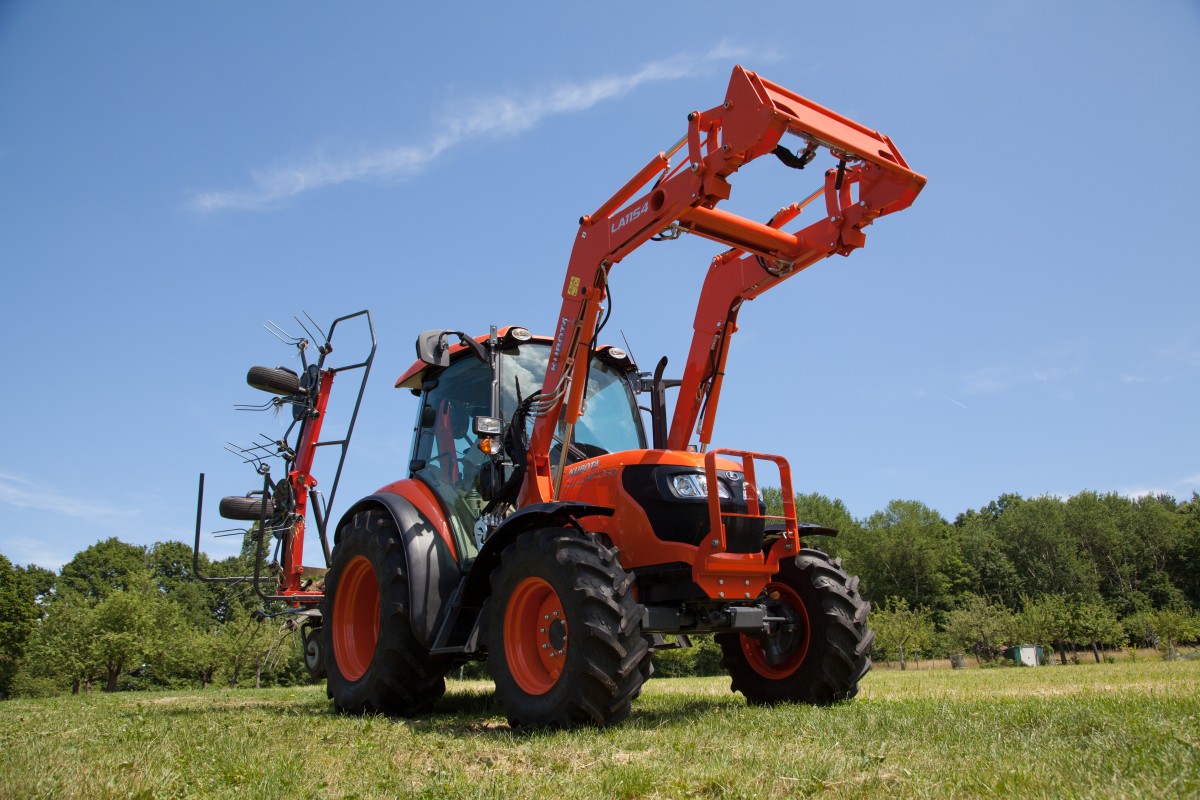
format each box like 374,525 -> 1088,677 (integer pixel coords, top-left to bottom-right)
500,343 -> 645,455
410,341 -> 644,565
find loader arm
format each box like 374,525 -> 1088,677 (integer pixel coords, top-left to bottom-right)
524,65 -> 925,504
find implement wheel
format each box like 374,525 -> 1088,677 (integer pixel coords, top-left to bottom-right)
246,365 -> 300,396
321,510 -> 446,715
218,495 -> 274,521
484,528 -> 651,729
716,549 -> 873,705
301,624 -> 326,680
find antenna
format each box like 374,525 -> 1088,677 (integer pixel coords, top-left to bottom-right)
619,329 -> 640,373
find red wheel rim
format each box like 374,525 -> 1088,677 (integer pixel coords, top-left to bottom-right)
740,581 -> 811,679
504,577 -> 567,695
332,555 -> 379,681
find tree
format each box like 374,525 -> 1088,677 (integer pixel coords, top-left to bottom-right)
1072,600 -> 1124,663
870,596 -> 935,669
1174,493 -> 1200,607
1063,492 -> 1188,615
1018,594 -> 1073,665
1138,609 -> 1200,660
90,579 -> 184,691
955,498 -> 1021,605
58,538 -> 148,603
943,594 -> 1015,663
0,554 -> 37,697
215,604 -> 275,688
851,500 -> 970,615
17,564 -> 57,611
147,540 -> 226,630
19,592 -> 97,693
988,496 -> 1099,604
178,626 -> 225,689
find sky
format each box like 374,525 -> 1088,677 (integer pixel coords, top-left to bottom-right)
1,1 -> 1198,571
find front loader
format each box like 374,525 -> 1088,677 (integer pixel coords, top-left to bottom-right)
199,65 -> 925,728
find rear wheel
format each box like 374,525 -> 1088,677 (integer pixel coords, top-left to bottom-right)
484,528 -> 651,728
716,549 -> 873,705
321,510 -> 446,715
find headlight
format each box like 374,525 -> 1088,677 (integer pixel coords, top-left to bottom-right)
670,473 -> 731,499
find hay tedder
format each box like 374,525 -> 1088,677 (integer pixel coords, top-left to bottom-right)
196,65 -> 925,727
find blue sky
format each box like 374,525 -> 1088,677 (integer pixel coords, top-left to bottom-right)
1,1 -> 1197,570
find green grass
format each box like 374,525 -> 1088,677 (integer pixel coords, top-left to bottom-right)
2,660 -> 1198,799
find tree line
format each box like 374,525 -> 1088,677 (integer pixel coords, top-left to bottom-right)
0,537 -> 310,698
3,489 -> 1199,697
772,489 -> 1200,668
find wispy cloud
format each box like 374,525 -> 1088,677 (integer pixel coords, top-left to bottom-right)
1,534 -> 71,571
1153,342 -> 1200,369
1116,485 -> 1172,500
940,393 -> 969,409
0,471 -> 135,522
959,343 -> 1085,396
1104,475 -> 1200,502
961,363 -> 1079,395
191,43 -> 758,213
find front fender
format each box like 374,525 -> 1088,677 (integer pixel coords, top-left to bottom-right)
334,489 -> 460,649
457,501 -> 613,607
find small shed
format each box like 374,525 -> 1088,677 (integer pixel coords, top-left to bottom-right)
1004,644 -> 1045,667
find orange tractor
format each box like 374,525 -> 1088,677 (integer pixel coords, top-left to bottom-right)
197,66 -> 925,728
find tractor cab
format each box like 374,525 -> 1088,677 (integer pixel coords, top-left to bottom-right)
397,326 -> 645,564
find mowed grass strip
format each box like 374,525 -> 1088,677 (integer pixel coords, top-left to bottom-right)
1,660 -> 1197,799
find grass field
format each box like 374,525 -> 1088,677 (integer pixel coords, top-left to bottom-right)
2,660 -> 1198,799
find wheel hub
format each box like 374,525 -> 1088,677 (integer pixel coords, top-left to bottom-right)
740,581 -> 810,678
504,577 -> 568,695
547,618 -> 567,651
331,555 -> 380,682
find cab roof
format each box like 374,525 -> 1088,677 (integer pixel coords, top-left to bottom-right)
394,327 -> 549,390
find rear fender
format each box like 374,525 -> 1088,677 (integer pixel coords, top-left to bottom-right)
458,502 -> 613,607
334,491 -> 460,648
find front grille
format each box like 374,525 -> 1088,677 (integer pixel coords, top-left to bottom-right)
621,465 -> 765,554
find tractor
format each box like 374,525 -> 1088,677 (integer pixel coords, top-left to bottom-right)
196,65 -> 925,728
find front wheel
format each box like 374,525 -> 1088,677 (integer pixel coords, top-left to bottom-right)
484,528 -> 651,729
321,510 -> 446,715
716,549 -> 873,705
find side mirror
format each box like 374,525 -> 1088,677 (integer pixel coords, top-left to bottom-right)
416,330 -> 452,367
415,329 -> 488,367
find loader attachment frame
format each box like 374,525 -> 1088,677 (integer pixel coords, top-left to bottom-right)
524,65 -> 925,504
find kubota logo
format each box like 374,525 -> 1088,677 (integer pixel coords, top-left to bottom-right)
611,201 -> 650,234
549,316 -> 570,373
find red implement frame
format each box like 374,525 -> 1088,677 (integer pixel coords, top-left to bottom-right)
275,368 -> 335,601
524,65 -> 925,504
193,310 -> 377,606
